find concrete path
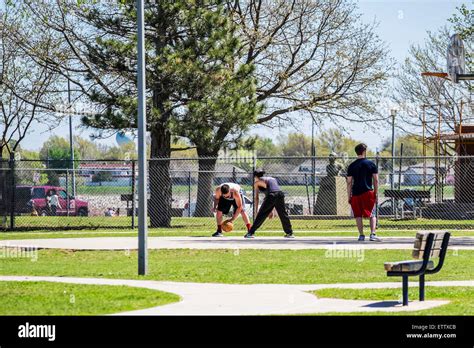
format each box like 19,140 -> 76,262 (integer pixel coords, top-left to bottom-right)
1,236 -> 474,250
2,276 -> 472,315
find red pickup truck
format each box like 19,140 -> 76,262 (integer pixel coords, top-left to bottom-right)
17,185 -> 89,217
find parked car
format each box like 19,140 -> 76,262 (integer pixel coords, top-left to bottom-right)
16,185 -> 89,217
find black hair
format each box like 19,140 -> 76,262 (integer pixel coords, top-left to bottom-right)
355,143 -> 367,156
221,184 -> 230,194
253,169 -> 265,178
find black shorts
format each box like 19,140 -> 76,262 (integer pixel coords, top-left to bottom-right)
217,192 -> 246,214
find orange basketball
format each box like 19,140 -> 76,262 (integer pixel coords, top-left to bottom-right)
222,221 -> 234,233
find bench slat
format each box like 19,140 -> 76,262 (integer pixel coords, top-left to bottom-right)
384,260 -> 435,272
412,231 -> 448,259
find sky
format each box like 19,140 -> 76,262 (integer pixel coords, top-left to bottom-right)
18,0 -> 468,152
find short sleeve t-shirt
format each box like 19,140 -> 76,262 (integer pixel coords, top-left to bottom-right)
347,158 -> 378,196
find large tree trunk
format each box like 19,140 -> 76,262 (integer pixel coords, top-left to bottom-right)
194,150 -> 219,217
149,126 -> 172,227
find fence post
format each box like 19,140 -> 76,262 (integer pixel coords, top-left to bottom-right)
9,152 -> 15,231
0,159 -> 5,230
304,174 -> 311,214
66,168 -> 70,217
131,160 -> 136,229
188,171 -> 191,217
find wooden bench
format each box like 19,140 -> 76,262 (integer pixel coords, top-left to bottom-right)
384,231 -> 450,306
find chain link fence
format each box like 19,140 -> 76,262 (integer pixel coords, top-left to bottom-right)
1,155 -> 474,232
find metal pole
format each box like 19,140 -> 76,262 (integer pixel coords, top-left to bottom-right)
9,152 -> 15,231
459,99 -> 464,153
422,106 -> 426,190
419,274 -> 425,301
68,79 -> 76,198
66,168 -> 70,217
436,105 -> 441,203
391,109 -> 396,190
304,173 -> 311,214
137,0 -> 148,276
188,171 -> 191,218
398,143 -> 403,190
131,160 -> 136,229
390,109 -> 396,215
375,153 -> 380,227
311,117 -> 316,214
252,154 -> 256,223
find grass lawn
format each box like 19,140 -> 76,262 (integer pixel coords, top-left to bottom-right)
312,287 -> 474,315
1,249 -> 472,284
0,281 -> 179,315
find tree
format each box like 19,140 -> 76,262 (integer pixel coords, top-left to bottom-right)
91,171 -> 113,185
315,129 -> 366,157
391,5 -> 473,151
9,0 -> 391,225
9,0 -> 260,226
379,134 -> 435,168
101,142 -> 137,161
15,149 -> 48,185
74,136 -> 101,160
252,136 -> 279,157
170,137 -> 197,158
279,133 -> 311,157
175,7 -> 260,216
227,0 -> 391,127
39,136 -> 81,185
0,5 -> 58,161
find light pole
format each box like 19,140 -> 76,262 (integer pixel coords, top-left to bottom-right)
311,116 -> 316,214
137,0 -> 148,275
68,79 -> 76,198
390,109 -> 397,190
390,109 -> 397,217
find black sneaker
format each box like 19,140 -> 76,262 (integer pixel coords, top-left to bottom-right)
212,231 -> 224,237
244,232 -> 255,239
284,233 -> 295,239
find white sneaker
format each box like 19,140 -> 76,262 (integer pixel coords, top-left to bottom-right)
369,233 -> 380,241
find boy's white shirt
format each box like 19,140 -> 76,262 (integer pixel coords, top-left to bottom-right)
50,195 -> 61,208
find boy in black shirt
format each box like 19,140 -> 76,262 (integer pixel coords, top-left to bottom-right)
346,143 -> 380,241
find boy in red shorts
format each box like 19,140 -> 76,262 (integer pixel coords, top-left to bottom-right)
346,143 -> 380,242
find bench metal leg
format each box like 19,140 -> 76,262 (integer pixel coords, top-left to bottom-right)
402,275 -> 409,306
419,274 -> 425,301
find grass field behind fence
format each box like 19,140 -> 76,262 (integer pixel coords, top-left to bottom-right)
4,216 -> 474,231
74,184 -> 455,197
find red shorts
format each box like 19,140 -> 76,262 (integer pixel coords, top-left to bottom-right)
350,190 -> 376,218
